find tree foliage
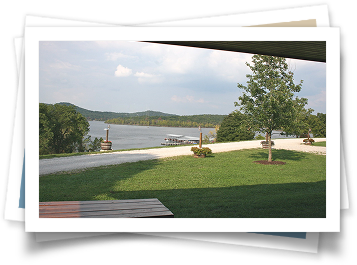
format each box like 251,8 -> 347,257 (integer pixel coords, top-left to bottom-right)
81,136 -> 104,152
235,55 -> 308,162
58,102 -> 178,121
39,103 -> 90,155
308,113 -> 326,138
216,111 -> 255,142
283,103 -> 314,138
105,114 -> 224,128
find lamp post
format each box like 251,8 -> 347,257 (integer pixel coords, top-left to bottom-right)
105,125 -> 110,142
199,126 -> 202,148
101,125 -> 112,151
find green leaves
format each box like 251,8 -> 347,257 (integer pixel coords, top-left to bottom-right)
191,147 -> 212,156
236,55 -> 309,161
216,111 -> 255,142
39,103 -> 90,155
236,55 -> 307,135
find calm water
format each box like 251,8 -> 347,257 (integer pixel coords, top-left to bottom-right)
88,121 -> 216,150
88,121 -> 297,150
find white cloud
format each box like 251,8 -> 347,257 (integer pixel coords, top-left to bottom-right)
160,46 -> 201,74
114,65 -> 132,77
105,52 -> 133,61
141,44 -> 203,74
134,72 -> 162,84
306,90 -> 326,113
49,60 -> 80,70
134,72 -> 154,78
207,51 -> 252,82
171,95 -> 206,103
140,43 -> 164,56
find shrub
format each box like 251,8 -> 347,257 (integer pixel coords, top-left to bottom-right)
260,141 -> 275,146
191,147 -> 212,156
255,135 -> 265,140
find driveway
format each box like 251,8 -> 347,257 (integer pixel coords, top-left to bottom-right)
39,138 -> 326,175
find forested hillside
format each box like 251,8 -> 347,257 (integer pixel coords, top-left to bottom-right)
57,102 -> 177,120
56,102 -> 226,128
105,114 -> 225,128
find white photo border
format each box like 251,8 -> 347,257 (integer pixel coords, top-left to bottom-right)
25,27 -> 340,232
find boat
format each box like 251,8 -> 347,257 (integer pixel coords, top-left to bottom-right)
161,134 -> 200,146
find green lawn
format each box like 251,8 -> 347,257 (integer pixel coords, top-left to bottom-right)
313,141 -> 326,147
39,148 -> 326,218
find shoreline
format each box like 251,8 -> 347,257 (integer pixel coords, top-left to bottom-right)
103,122 -> 216,129
39,138 -> 326,175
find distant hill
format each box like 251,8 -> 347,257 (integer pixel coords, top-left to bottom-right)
105,114 -> 225,128
54,102 -> 226,128
57,102 -> 178,121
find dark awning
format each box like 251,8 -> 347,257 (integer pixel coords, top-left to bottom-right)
145,41 -> 326,63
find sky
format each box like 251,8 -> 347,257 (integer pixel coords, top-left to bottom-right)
39,41 -> 326,116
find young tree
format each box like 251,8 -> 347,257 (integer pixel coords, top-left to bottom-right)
235,55 -> 307,162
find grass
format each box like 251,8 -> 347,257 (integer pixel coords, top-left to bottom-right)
39,140 -> 251,160
39,148 -> 326,218
313,141 -> 326,147
39,144 -> 195,160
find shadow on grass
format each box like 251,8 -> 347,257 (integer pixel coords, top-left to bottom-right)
249,149 -> 307,162
107,180 -> 326,218
40,158 -> 161,199
39,149 -> 325,218
39,152 -> 161,175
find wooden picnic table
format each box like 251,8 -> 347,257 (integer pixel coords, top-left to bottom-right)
39,198 -> 174,218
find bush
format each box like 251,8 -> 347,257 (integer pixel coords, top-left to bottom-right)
255,135 -> 265,140
191,147 -> 212,156
260,141 -> 275,146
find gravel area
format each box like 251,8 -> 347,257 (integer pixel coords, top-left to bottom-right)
39,138 -> 326,176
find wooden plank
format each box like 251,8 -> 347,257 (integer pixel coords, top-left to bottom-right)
39,202 -> 165,214
40,211 -> 173,218
39,199 -> 174,218
82,211 -> 174,218
39,204 -> 169,215
40,207 -> 173,218
39,198 -> 160,206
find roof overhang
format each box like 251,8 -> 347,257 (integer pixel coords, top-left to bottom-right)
145,41 -> 326,63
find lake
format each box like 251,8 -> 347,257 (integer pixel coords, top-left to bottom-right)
88,121 -> 297,150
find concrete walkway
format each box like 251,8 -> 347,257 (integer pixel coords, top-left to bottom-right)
39,138 -> 326,176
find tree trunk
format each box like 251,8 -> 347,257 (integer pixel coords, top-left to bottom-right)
268,133 -> 272,162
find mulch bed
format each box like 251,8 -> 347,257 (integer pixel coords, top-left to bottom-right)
254,160 -> 286,165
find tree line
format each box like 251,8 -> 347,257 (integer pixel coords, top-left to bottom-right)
105,114 -> 225,128
39,103 -> 103,155
57,102 -> 177,121
215,110 -> 326,143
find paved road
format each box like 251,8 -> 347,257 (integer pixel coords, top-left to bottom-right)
39,138 -> 326,175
